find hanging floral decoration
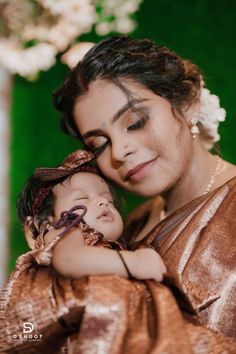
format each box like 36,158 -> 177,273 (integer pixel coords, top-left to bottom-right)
0,0 -> 143,79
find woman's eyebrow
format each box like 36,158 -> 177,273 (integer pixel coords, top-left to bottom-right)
111,98 -> 149,124
82,98 -> 149,140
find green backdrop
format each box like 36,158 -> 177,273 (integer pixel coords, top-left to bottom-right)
9,0 -> 236,271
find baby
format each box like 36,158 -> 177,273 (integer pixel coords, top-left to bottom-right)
17,149 -> 166,281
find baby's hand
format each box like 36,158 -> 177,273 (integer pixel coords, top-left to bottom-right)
132,248 -> 167,282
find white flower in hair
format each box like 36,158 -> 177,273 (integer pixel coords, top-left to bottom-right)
199,81 -> 226,150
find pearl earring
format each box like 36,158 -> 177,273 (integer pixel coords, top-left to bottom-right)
191,115 -> 200,139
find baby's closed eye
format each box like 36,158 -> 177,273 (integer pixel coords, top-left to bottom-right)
75,195 -> 89,201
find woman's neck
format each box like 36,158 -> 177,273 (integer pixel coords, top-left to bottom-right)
161,144 -> 219,216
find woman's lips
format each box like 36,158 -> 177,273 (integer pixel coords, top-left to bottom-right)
125,157 -> 158,182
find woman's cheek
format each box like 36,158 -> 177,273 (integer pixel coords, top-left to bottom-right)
97,156 -> 113,179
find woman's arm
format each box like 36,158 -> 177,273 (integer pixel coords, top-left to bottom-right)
44,228 -> 166,281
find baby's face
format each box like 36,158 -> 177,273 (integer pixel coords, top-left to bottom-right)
52,172 -> 123,241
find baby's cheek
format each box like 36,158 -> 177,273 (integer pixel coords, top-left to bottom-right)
82,210 -> 96,228
53,206 -> 61,220
118,220 -> 124,238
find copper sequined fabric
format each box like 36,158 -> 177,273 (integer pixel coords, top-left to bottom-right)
0,178 -> 236,353
135,177 -> 236,339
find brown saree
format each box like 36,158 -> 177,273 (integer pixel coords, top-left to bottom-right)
0,178 -> 236,353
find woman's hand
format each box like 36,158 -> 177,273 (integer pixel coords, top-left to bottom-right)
120,248 -> 167,282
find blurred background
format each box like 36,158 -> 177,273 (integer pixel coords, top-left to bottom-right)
0,0 -> 235,287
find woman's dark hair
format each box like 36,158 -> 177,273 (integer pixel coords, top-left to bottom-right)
53,35 -> 202,139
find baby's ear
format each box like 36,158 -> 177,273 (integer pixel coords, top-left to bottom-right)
24,225 -> 35,249
24,217 -> 36,249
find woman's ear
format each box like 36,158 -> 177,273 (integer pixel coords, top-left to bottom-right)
24,222 -> 36,249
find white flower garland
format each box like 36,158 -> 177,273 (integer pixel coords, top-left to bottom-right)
0,40 -> 57,79
199,82 -> 226,149
94,0 -> 143,35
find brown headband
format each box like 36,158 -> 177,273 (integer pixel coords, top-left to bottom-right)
34,149 -> 95,181
32,149 -> 97,216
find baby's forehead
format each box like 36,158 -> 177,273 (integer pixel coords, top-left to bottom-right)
71,171 -> 107,185
55,171 -> 110,194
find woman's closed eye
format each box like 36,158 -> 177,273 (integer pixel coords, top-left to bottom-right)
86,136 -> 109,155
85,110 -> 150,155
127,114 -> 149,131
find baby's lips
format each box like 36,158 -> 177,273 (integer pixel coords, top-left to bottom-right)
97,208 -> 114,221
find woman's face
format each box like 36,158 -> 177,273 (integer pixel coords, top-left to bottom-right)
74,80 -> 194,197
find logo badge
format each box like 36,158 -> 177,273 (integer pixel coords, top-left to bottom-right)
23,322 -> 34,333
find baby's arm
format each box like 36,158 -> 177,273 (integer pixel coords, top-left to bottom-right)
44,228 -> 166,281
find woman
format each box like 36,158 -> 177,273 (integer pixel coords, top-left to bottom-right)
1,36 -> 235,353
54,35 -> 236,347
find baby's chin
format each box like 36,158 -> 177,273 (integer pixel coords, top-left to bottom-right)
97,227 -> 121,242
93,222 -> 122,242
84,216 -> 123,242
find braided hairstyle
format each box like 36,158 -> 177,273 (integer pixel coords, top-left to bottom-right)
53,35 -> 202,139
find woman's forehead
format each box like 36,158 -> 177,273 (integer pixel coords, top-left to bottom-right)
74,79 -> 151,131
74,80 -> 127,126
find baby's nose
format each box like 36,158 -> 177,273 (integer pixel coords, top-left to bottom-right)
97,198 -> 109,207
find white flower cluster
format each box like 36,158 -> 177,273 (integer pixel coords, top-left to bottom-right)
22,0 -> 96,52
94,0 -> 142,35
0,0 -> 143,80
199,83 -> 226,149
0,40 -> 57,79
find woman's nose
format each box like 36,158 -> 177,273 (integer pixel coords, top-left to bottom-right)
111,136 -> 135,162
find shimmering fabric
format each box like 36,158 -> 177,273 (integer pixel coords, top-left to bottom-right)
0,178 -> 236,353
136,177 -> 236,340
